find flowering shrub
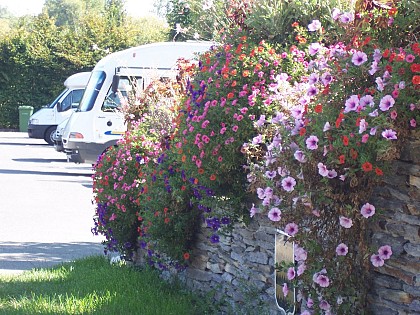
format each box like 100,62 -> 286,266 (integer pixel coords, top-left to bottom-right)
244,6 -> 419,313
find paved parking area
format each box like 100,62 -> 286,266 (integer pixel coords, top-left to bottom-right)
0,132 -> 104,274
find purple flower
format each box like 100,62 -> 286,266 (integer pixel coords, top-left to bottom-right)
308,19 -> 321,31
327,169 -> 337,178
340,12 -> 354,23
369,61 -> 379,75
256,115 -> 266,127
315,274 -> 330,287
379,95 -> 395,111
361,202 -> 375,218
318,162 -> 329,177
339,216 -> 353,228
294,150 -> 307,163
332,8 -> 341,20
287,267 -> 296,280
336,243 -> 349,256
410,119 -> 417,128
297,263 -> 306,276
344,95 -> 359,113
359,118 -> 368,134
371,254 -> 384,267
308,42 -> 322,55
382,129 -> 397,140
321,72 -> 333,85
308,73 -> 319,85
265,170 -> 277,179
360,95 -> 374,108
323,121 -> 331,132
319,300 -> 331,311
268,207 -> 281,221
378,245 -> 392,260
290,105 -> 305,119
307,85 -> 318,97
250,204 -> 259,217
281,176 -> 296,192
376,77 -> 385,91
306,135 -> 319,150
352,51 -> 368,66
294,245 -> 307,261
210,234 -> 220,243
285,222 -> 298,236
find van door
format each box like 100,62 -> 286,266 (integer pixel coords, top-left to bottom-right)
56,89 -> 84,124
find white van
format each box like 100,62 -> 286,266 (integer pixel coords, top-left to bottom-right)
62,41 -> 213,164
28,72 -> 90,145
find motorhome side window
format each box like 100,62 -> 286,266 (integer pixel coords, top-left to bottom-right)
101,76 -> 142,112
59,89 -> 84,112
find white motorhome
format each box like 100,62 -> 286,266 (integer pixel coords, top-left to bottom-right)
62,41 -> 214,164
28,72 -> 90,144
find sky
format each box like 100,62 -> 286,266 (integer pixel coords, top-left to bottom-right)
0,0 -> 157,18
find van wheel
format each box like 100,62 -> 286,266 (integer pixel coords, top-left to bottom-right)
44,126 -> 56,145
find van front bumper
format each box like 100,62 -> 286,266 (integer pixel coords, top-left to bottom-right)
64,139 -> 118,164
28,124 -> 49,139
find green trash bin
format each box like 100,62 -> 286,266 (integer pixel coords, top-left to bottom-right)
18,106 -> 34,132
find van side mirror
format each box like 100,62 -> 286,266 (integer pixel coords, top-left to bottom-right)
56,101 -> 62,112
112,75 -> 120,93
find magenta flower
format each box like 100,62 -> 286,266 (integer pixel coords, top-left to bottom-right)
306,297 -> 314,308
306,135 -> 319,150
381,129 -> 397,140
339,216 -> 353,228
410,119 -> 417,128
379,95 -> 395,111
371,254 -> 384,267
352,51 -> 368,66
294,245 -> 307,261
250,204 -> 259,218
360,94 -> 374,108
281,176 -> 296,192
285,222 -> 298,236
340,12 -> 354,23
287,267 -> 296,280
319,300 -> 331,311
307,85 -> 318,97
327,169 -> 337,178
362,134 -> 369,143
268,207 -> 281,221
318,162 -> 329,177
390,110 -> 397,120
294,150 -> 307,163
336,243 -> 349,256
361,202 -> 375,218
308,19 -> 321,31
344,95 -> 359,113
406,54 -> 415,63
290,105 -> 305,119
378,245 -> 392,260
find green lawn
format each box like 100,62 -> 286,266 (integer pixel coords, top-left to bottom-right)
0,256 -> 215,315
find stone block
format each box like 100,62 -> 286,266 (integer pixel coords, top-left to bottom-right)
407,203 -> 420,216
247,251 -> 268,264
221,272 -> 233,283
394,212 -> 420,226
409,175 -> 420,189
186,268 -> 213,282
255,230 -> 275,243
402,284 -> 420,297
207,262 -> 223,274
409,299 -> 420,312
373,274 -> 403,290
404,243 -> 420,258
380,264 -> 416,286
369,302 -> 399,315
230,251 -> 245,264
386,222 -> 419,242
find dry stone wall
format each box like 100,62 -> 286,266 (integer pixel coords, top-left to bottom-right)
134,131 -> 419,314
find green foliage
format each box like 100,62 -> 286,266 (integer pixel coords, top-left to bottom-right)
0,3 -> 168,129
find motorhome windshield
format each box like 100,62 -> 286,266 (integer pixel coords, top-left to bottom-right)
48,88 -> 69,108
79,71 -> 106,112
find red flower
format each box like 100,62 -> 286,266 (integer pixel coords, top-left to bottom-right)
314,104 -> 323,113
375,167 -> 384,176
183,252 -> 190,260
383,49 -> 390,58
413,75 -> 420,85
410,64 -> 420,73
299,127 -> 307,136
164,217 -> 170,224
362,161 -> 373,172
339,155 -> 345,164
291,21 -> 299,27
388,7 -> 397,16
342,136 -> 349,146
210,174 -> 216,181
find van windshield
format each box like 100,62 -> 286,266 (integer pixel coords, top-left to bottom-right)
78,71 -> 106,112
48,88 -> 69,108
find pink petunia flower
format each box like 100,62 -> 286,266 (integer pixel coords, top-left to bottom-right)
362,134 -> 369,143
352,51 -> 368,66
360,94 -> 374,108
379,95 -> 395,111
340,12 -> 354,23
339,216 -> 353,228
390,110 -> 397,120
307,297 -> 314,308
344,95 -> 359,113
319,300 -> 331,311
318,162 -> 329,177
336,243 -> 349,256
281,176 -> 297,192
406,54 -> 415,63
359,119 -> 368,134
268,207 -> 281,221
308,42 -> 322,55
315,274 -> 330,287
287,267 -> 296,280
410,119 -> 416,128
306,135 -> 319,150
297,262 -> 306,276
371,254 -> 384,267
294,245 -> 307,261
294,150 -> 307,163
323,121 -> 331,132
361,203 -> 375,218
382,129 -> 397,140
308,19 -> 322,31
378,245 -> 392,260
285,222 -> 299,236
282,283 -> 289,297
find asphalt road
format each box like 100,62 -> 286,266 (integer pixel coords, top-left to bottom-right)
0,132 -> 104,274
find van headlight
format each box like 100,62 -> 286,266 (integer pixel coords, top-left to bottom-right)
29,118 -> 39,124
